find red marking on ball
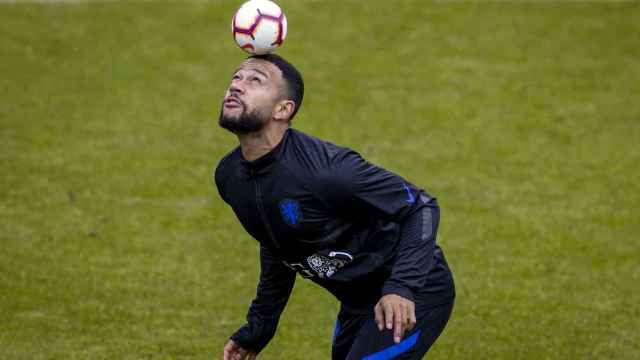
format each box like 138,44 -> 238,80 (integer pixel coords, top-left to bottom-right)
232,7 -> 284,44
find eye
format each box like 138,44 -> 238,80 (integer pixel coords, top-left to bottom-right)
250,76 -> 262,83
232,74 -> 241,81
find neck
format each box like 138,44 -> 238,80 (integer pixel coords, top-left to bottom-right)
237,122 -> 289,162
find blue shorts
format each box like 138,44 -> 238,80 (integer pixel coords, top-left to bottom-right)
331,298 -> 454,360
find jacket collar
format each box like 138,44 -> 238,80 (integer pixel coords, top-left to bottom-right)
239,129 -> 290,176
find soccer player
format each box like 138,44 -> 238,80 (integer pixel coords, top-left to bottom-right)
216,54 -> 455,360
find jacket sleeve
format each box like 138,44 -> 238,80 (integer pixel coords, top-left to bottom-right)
230,245 -> 296,353
324,149 -> 437,300
381,203 -> 440,301
324,149 -> 429,221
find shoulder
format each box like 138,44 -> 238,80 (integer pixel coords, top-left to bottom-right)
215,146 -> 240,174
283,129 -> 364,195
284,129 -> 355,171
214,147 -> 241,192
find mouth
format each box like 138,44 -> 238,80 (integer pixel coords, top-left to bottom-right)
223,97 -> 243,109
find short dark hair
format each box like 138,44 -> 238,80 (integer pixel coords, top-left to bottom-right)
249,53 -> 304,120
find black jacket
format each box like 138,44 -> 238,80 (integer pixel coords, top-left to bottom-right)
215,129 -> 454,353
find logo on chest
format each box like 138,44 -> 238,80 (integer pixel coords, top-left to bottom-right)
279,198 -> 303,227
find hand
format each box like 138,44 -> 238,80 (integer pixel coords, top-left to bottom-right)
223,339 -> 257,360
374,294 -> 417,344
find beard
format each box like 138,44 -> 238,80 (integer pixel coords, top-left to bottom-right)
218,103 -> 269,135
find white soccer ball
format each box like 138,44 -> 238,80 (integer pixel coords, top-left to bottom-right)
231,0 -> 287,55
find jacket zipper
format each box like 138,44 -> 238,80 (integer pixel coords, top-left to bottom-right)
254,177 -> 280,248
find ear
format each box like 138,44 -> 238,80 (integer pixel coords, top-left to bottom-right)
273,100 -> 295,122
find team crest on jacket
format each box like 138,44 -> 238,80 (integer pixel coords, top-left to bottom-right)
279,198 -> 302,226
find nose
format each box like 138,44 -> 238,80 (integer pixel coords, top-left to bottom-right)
228,78 -> 244,95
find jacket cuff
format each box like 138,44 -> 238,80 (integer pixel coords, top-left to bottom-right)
230,326 -> 261,354
381,282 -> 415,302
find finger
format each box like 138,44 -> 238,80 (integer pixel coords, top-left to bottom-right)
374,303 -> 384,331
247,353 -> 257,360
408,303 -> 417,331
223,341 -> 236,360
236,348 -> 248,360
394,303 -> 404,343
383,302 -> 394,330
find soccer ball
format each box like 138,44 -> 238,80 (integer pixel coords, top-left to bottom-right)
231,0 -> 287,55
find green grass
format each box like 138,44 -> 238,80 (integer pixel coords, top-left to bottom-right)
1,0 -> 639,359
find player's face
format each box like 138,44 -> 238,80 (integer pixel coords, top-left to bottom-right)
219,58 -> 284,134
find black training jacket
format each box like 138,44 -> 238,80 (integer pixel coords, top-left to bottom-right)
215,128 -> 454,353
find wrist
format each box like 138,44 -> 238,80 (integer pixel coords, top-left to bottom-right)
381,282 -> 414,302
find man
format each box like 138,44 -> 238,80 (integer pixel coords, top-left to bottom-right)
215,53 -> 455,360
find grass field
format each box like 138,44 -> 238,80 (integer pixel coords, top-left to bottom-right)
1,0 -> 639,359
